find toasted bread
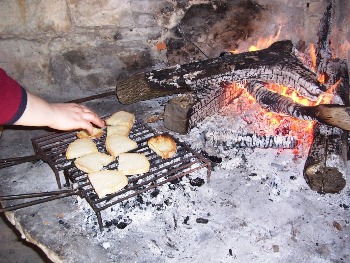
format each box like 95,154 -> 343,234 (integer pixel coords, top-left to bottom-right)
117,153 -> 150,175
66,138 -> 98,159
106,125 -> 131,137
74,152 -> 114,173
88,170 -> 128,198
105,111 -> 135,129
76,128 -> 104,139
147,134 -> 177,159
105,135 -> 138,158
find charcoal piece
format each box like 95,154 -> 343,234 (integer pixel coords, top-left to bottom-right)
116,222 -> 128,229
190,177 -> 205,187
201,150 -> 222,163
183,216 -> 190,224
196,218 -> 209,224
150,188 -> 160,198
136,194 -> 144,204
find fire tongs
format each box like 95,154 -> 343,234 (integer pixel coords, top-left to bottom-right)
0,185 -> 82,213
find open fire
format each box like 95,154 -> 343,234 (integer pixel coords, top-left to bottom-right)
115,1 -> 349,194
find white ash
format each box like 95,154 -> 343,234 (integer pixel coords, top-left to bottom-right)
63,96 -> 350,262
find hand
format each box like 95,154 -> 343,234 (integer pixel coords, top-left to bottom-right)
14,93 -> 105,134
48,103 -> 105,134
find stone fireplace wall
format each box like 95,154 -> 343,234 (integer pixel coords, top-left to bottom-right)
0,0 -> 349,101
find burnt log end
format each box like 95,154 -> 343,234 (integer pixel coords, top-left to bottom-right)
304,165 -> 346,194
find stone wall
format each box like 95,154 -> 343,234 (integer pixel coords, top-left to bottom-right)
0,0 -> 349,101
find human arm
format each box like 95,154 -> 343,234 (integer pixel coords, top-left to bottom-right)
14,92 -> 105,134
0,68 -> 104,134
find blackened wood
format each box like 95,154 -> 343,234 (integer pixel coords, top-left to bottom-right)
116,73 -> 188,104
205,131 -> 297,149
316,1 -> 333,73
303,125 -> 346,193
164,82 -> 243,134
245,80 -> 350,131
303,1 -> 348,194
116,40 -> 327,104
164,94 -> 195,134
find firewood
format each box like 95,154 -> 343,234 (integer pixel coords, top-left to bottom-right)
245,80 -> 350,131
303,125 -> 346,193
205,130 -> 297,149
303,1 -> 348,194
116,73 -> 188,104
164,82 -> 243,134
116,40 -> 327,104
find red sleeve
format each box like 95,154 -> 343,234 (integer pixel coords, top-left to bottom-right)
0,68 -> 28,124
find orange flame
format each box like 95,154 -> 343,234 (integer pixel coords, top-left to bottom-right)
248,25 -> 282,52
231,25 -> 283,53
309,43 -> 317,70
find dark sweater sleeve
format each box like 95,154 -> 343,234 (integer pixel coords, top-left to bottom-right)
0,68 -> 28,124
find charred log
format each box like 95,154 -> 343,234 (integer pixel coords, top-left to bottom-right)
116,40 -> 327,104
303,1 -> 348,194
205,130 -> 297,150
245,80 -> 350,131
116,73 -> 188,104
303,125 -> 346,193
164,82 -> 243,134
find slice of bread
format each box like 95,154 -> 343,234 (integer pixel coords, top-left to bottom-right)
107,125 -> 131,137
77,127 -> 104,139
118,153 -> 150,175
105,111 -> 135,129
105,135 -> 138,158
147,134 -> 177,159
88,170 -> 128,198
66,138 -> 98,159
74,152 -> 114,173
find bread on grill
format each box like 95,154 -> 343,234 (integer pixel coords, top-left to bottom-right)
147,134 -> 177,159
106,125 -> 131,137
88,170 -> 128,198
105,135 -> 138,158
66,138 -> 98,159
105,111 -> 135,129
76,127 -> 104,139
118,153 -> 150,175
74,152 -> 114,173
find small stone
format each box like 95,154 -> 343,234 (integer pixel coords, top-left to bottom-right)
333,221 -> 342,231
272,245 -> 279,252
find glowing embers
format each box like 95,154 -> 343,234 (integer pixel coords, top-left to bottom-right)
224,82 -> 316,153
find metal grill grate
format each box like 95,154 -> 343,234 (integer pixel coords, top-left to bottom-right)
63,122 -> 211,230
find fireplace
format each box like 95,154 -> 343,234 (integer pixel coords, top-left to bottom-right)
1,1 -> 350,263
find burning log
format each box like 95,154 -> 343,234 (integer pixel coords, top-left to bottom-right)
303,1 -> 349,194
205,130 -> 297,150
164,82 -> 243,134
245,80 -> 350,131
116,40 -> 327,104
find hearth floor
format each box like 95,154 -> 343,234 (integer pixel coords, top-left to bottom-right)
0,97 -> 349,263
0,214 -> 50,263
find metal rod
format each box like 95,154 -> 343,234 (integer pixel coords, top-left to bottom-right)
0,154 -> 40,169
0,189 -> 73,200
0,191 -> 76,212
67,91 -> 115,104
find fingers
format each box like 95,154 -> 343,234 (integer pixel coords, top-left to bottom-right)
51,103 -> 105,134
81,111 -> 105,129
